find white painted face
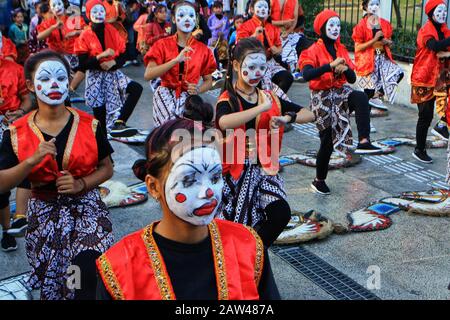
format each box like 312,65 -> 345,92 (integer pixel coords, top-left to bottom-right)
90,4 -> 106,23
433,4 -> 447,24
241,53 -> 267,87
50,0 -> 65,16
165,147 -> 223,226
175,5 -> 196,33
367,0 -> 380,15
254,0 -> 269,19
34,60 -> 69,106
325,17 -> 341,40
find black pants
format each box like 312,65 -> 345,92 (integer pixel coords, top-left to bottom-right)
92,81 -> 143,134
316,91 -> 371,180
255,199 -> 291,247
72,250 -> 102,300
272,70 -> 294,93
416,98 -> 435,151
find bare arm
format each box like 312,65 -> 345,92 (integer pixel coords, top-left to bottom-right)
199,74 -> 212,94
78,157 -> 113,191
144,46 -> 193,81
37,22 -> 60,41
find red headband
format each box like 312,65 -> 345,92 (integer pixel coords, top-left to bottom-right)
313,9 -> 339,35
425,0 -> 445,15
85,0 -> 104,21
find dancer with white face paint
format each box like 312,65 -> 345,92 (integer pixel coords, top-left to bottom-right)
216,38 -> 316,247
0,51 -> 114,300
96,118 -> 281,300
74,0 -> 143,137
144,1 -> 216,127
352,0 -> 404,112
300,9 -> 381,195
237,0 -> 294,98
0,40 -> 32,253
37,0 -> 87,102
411,0 -> 450,164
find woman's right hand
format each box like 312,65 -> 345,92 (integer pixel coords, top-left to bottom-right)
53,19 -> 64,29
374,30 -> 384,41
259,91 -> 273,112
175,46 -> 193,63
330,57 -> 345,68
26,138 -> 57,167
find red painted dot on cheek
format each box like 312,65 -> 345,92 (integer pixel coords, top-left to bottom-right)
37,85 -> 42,90
175,193 -> 187,203
243,71 -> 248,76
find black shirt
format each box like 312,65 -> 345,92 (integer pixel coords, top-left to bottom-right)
216,94 -> 303,130
96,230 -> 281,300
0,113 -> 113,173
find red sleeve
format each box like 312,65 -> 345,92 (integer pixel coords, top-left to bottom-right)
17,65 -> 28,96
351,21 -> 365,43
298,45 -> 317,70
384,20 -> 393,39
73,32 -> 90,55
37,19 -> 53,33
273,26 -> 281,47
144,39 -> 165,66
114,28 -> 126,54
236,22 -> 252,42
201,47 -> 217,76
2,37 -> 17,60
341,45 -> 355,70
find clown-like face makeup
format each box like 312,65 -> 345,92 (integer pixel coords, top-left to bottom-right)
175,5 -> 196,33
165,147 -> 223,226
50,0 -> 65,16
34,60 -> 69,106
433,4 -> 447,24
254,0 -> 269,19
240,53 -> 267,87
325,17 -> 341,40
367,0 -> 380,15
90,4 -> 106,23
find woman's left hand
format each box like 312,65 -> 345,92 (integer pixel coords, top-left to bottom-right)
5,109 -> 25,122
56,171 -> 84,194
100,60 -> 116,71
270,115 -> 290,129
186,82 -> 199,95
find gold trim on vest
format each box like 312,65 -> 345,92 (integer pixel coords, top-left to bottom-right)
98,254 -> 125,300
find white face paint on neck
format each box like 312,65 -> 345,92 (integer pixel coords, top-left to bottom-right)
165,147 -> 223,226
240,53 -> 267,87
254,0 -> 269,19
367,0 -> 380,15
34,60 -> 69,106
175,5 -> 196,33
433,4 -> 447,24
90,4 -> 106,23
50,0 -> 65,16
325,17 -> 341,40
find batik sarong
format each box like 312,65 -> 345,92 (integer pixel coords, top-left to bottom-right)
85,69 -> 131,130
358,52 -> 403,104
26,189 -> 114,300
311,85 -> 354,153
152,86 -> 189,127
218,161 -> 286,228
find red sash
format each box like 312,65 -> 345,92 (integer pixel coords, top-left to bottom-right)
217,90 -> 284,180
9,108 -> 99,184
96,219 -> 264,300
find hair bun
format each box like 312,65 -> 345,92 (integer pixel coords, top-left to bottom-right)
183,95 -> 214,124
132,159 -> 148,181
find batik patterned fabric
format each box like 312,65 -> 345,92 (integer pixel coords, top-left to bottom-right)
447,138 -> 450,184
152,86 -> 189,127
0,117 -> 8,143
358,52 -> 403,104
281,32 -> 302,69
311,85 -> 354,153
85,69 -> 131,131
25,189 -> 114,300
218,161 -> 287,228
64,54 -> 79,76
264,57 -> 286,81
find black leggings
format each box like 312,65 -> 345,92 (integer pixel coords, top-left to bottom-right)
416,98 -> 435,151
71,249 -> 102,300
316,91 -> 371,180
255,199 -> 291,247
92,81 -> 143,134
272,70 -> 294,93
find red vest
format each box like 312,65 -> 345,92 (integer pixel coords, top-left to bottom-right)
96,219 -> 264,300
299,38 -> 355,91
352,16 -> 394,76
271,0 -> 297,21
411,20 -> 450,87
9,108 -> 99,184
217,90 -> 284,181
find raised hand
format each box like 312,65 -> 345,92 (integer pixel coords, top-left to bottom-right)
27,138 -> 57,167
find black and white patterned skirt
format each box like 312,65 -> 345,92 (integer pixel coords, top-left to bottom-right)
217,161 -> 287,228
152,86 -> 189,127
25,189 -> 114,300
